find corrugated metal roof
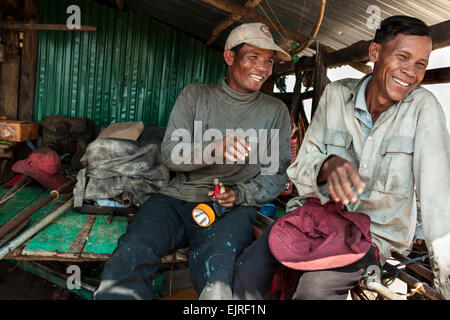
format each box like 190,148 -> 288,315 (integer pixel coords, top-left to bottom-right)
126,0 -> 450,57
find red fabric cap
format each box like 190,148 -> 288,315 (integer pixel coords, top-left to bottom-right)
12,147 -> 67,191
268,198 -> 376,271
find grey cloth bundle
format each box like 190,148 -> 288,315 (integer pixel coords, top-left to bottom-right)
73,138 -> 170,208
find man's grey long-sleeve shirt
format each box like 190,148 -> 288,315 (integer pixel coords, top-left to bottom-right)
160,79 -> 291,207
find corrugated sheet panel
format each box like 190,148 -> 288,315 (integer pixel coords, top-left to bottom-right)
34,0 -> 227,128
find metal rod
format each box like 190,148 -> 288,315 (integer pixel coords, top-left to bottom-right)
384,263 -> 442,300
366,281 -> 404,300
391,251 -> 434,281
0,197 -> 73,260
0,175 -> 32,206
0,178 -> 76,239
11,260 -> 94,300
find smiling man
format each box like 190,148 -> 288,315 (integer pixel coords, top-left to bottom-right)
234,16 -> 450,300
94,23 -> 291,300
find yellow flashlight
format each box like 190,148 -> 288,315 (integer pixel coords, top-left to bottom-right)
192,203 -> 216,227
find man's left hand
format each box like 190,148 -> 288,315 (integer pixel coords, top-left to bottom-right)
208,187 -> 237,207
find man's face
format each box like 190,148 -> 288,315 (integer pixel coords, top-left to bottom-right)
370,33 -> 432,102
224,44 -> 275,93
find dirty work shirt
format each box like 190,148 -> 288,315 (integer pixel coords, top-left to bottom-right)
160,79 -> 291,207
286,75 -> 450,297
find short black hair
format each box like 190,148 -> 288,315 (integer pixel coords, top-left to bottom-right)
374,15 -> 432,44
230,43 -> 245,55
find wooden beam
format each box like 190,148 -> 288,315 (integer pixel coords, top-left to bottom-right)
18,0 -> 39,121
0,22 -> 97,31
116,0 -> 125,11
430,19 -> 450,50
206,0 -> 262,46
422,67 -> 450,85
200,0 -> 323,53
273,19 -> 450,77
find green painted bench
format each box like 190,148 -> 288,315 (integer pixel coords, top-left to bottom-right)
0,183 -> 129,261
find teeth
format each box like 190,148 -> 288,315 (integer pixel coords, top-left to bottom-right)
393,77 -> 410,87
249,75 -> 263,82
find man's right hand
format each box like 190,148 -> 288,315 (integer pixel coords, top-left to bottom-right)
211,134 -> 251,162
317,155 -> 366,205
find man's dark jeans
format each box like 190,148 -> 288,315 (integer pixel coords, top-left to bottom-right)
94,193 -> 257,300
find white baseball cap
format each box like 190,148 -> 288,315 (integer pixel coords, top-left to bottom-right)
225,23 -> 291,62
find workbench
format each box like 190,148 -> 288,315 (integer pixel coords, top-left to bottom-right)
0,183 -> 129,262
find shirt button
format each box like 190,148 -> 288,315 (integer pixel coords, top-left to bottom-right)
367,136 -> 372,141
362,164 -> 368,169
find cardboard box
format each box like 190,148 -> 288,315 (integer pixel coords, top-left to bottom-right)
0,120 -> 39,142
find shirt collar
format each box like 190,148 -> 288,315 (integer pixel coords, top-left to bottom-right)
219,78 -> 261,105
354,75 -> 372,112
346,73 -> 416,105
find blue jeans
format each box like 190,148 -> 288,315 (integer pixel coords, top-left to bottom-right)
94,193 -> 257,300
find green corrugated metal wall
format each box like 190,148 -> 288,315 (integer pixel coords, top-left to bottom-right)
34,0 -> 227,128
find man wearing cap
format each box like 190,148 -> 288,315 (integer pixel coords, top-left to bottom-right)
234,15 -> 450,300
94,23 -> 291,300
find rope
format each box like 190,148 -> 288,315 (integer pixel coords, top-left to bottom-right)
258,2 -> 289,46
296,0 -> 308,43
263,0 -> 289,40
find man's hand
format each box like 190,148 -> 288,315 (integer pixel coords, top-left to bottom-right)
208,186 -> 237,207
210,134 -> 251,162
317,155 -> 366,205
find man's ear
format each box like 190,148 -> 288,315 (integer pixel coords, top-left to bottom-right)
368,42 -> 381,63
223,49 -> 235,66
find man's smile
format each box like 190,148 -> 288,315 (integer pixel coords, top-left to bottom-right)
249,74 -> 264,83
392,76 -> 411,87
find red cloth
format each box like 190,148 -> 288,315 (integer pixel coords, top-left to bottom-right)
269,198 -> 380,299
269,198 -> 379,270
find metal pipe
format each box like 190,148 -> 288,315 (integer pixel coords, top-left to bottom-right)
366,281 -> 405,300
11,260 -> 94,300
391,251 -> 434,281
0,197 -> 73,260
384,263 -> 442,300
0,178 -> 75,238
0,175 -> 32,206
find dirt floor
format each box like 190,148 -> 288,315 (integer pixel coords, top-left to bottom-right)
0,260 -> 197,300
0,260 -> 60,300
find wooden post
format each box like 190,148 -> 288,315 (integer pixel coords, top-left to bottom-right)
260,75 -> 275,95
0,15 -> 20,120
18,0 -> 39,121
311,48 -> 327,120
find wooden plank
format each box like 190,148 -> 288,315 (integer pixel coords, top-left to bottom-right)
422,67 -> 450,85
21,208 -> 92,257
0,22 -> 97,31
0,185 -> 47,226
18,0 -> 39,121
80,214 -> 128,258
67,215 -> 97,258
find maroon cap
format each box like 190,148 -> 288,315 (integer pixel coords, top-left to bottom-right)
12,147 -> 67,191
268,198 -> 375,271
